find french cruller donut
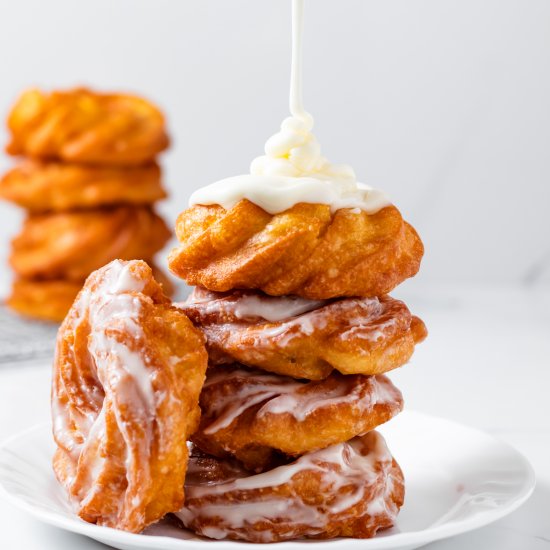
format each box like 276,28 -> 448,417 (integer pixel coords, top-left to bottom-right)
180,287 -> 427,380
52,260 -> 208,532
178,431 -> 405,542
191,365 -> 403,472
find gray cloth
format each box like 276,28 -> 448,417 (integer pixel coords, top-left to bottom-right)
0,303 -> 57,365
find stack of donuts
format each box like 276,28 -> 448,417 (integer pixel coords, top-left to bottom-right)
49,108 -> 427,542
50,197 -> 426,541
0,87 -> 172,322
167,194 -> 427,541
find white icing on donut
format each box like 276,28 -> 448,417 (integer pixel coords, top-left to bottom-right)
201,367 -> 399,434
189,177 -> 390,215
232,294 -> 325,322
107,261 -> 147,294
58,261 -> 156,503
340,315 -> 398,343
202,369 -> 299,434
177,431 -> 401,542
261,375 -> 396,422
85,269 -> 154,413
52,260 -> 191,524
181,290 -> 402,354
183,288 -> 326,323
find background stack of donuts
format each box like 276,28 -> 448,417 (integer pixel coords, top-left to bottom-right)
0,87 -> 172,322
168,198 -> 428,541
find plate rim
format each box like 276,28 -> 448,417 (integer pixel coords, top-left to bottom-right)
0,411 -> 536,550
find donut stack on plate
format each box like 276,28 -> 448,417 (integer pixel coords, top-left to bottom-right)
0,87 -> 173,322
168,198 -> 427,541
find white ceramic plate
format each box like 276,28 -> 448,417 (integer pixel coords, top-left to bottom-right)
0,410 -> 535,550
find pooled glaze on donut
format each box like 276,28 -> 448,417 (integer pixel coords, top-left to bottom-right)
182,286 -> 327,325
177,431 -> 404,542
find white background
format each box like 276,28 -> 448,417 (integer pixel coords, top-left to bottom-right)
0,0 -> 549,290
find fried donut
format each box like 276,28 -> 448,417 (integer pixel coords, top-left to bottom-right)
191,365 -> 403,471
52,260 -> 208,532
180,287 -> 427,380
7,278 -> 84,322
10,205 -> 170,281
6,88 -> 169,166
0,160 -> 166,212
7,265 -> 174,323
177,431 -> 404,542
168,200 -> 423,299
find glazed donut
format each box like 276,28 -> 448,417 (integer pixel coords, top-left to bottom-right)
191,365 -> 403,471
177,431 -> 404,542
6,88 -> 169,166
180,287 -> 427,380
52,260 -> 208,532
7,264 -> 174,323
168,200 -> 423,299
10,205 -> 170,281
0,160 -> 166,213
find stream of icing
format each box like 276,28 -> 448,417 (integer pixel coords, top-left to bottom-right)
289,0 -> 306,119
189,0 -> 390,214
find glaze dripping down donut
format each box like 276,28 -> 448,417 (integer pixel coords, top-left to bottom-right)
177,431 -> 404,542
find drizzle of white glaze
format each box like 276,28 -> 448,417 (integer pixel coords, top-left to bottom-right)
201,367 -> 398,434
177,431 -> 401,542
232,294 -> 325,322
183,288 -> 326,323
181,291 -> 403,356
76,262 -> 157,504
52,260 -> 186,527
107,261 -> 147,294
86,282 -> 154,413
201,368 -> 298,434
340,316 -> 398,343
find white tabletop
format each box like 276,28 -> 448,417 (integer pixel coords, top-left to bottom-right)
0,283 -> 548,549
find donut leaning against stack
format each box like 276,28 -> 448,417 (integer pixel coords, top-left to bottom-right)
0,87 -> 172,322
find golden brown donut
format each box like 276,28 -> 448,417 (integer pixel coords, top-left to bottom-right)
191,365 -> 403,471
52,260 -> 208,532
6,264 -> 174,323
7,278 -> 84,322
180,287 -> 427,380
6,88 -> 169,166
0,160 -> 166,212
178,431 -> 404,542
168,200 -> 423,299
10,205 -> 170,281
